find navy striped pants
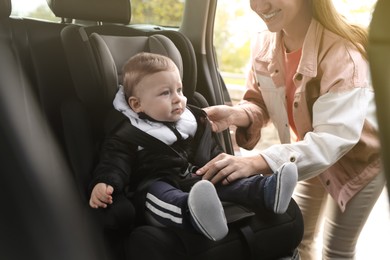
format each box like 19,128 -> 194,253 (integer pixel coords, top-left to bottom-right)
145,175 -> 266,229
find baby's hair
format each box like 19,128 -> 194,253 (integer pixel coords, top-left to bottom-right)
122,52 -> 177,99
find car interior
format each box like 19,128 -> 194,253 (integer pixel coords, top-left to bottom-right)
1,0 -> 389,259
1,0 -> 305,259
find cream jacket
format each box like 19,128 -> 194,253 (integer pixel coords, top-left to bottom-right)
236,19 -> 381,211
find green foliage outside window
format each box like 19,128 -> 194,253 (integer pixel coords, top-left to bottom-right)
131,0 -> 184,27
13,0 -> 377,76
11,4 -> 58,22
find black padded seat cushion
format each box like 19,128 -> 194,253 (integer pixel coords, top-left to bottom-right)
126,199 -> 303,260
61,25 -> 197,111
47,0 -> 131,24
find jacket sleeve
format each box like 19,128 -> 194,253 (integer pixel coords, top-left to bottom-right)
260,88 -> 373,179
261,41 -> 376,180
89,121 -> 137,195
235,34 -> 270,150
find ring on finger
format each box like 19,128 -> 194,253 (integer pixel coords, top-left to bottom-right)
225,176 -> 231,184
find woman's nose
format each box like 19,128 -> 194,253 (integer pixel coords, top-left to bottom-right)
251,0 -> 271,14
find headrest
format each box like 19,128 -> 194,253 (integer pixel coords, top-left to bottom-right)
47,0 -> 131,24
89,33 -> 184,107
0,0 -> 11,19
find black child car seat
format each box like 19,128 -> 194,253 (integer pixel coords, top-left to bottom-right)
48,0 -> 304,259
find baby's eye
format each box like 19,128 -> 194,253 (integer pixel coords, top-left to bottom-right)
177,88 -> 183,94
161,90 -> 170,96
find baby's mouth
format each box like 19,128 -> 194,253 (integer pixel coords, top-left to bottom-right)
172,107 -> 183,114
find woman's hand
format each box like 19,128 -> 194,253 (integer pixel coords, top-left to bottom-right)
203,105 -> 235,132
204,105 -> 250,133
89,183 -> 114,209
196,153 -> 271,185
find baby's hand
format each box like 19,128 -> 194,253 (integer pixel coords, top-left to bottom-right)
89,183 -> 114,209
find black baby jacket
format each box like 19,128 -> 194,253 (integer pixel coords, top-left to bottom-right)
89,105 -> 223,196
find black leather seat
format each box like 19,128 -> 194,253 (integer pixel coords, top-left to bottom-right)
0,0 -> 106,259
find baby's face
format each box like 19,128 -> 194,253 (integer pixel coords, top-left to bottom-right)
130,68 -> 186,122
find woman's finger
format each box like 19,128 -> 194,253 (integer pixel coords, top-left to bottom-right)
197,153 -> 229,180
196,153 -> 223,176
208,159 -> 235,184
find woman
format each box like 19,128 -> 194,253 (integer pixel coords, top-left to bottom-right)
196,0 -> 385,259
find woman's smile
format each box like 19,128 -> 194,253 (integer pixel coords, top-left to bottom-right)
261,9 -> 281,23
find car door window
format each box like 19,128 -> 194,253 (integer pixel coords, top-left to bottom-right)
131,0 -> 184,27
10,0 -> 185,27
11,0 -> 59,21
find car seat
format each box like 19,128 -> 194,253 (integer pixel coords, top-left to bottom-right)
0,0 -> 107,259
48,0 -> 304,259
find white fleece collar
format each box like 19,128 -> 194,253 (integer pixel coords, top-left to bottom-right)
113,85 -> 197,146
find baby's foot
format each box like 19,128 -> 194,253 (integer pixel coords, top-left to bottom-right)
264,162 -> 298,214
188,180 -> 228,241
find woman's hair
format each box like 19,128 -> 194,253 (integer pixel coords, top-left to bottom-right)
312,0 -> 368,60
122,52 -> 177,98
